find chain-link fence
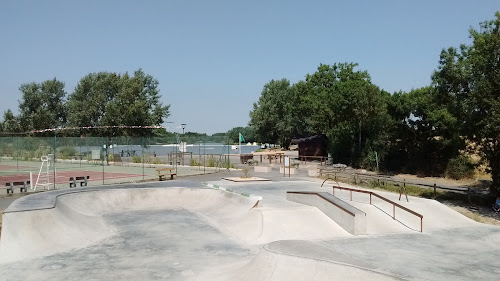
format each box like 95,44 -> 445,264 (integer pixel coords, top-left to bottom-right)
0,136 -> 261,193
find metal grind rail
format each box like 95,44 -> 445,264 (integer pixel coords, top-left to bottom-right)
332,186 -> 423,232
287,191 -> 356,217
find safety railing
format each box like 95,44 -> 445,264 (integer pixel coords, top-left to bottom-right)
332,185 -> 423,232
298,155 -> 330,165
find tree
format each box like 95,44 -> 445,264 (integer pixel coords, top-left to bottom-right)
67,69 -> 170,137
302,63 -> 390,168
18,78 -> 67,132
1,109 -> 21,133
250,79 -> 300,148
226,126 -> 256,144
432,12 -> 500,194
385,87 -> 462,175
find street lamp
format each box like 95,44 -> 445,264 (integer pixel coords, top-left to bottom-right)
181,123 -> 186,134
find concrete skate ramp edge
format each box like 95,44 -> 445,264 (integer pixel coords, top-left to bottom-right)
198,240 -> 401,281
287,191 -> 366,235
0,187 -> 260,263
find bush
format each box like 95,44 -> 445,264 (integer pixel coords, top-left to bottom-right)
221,160 -> 234,169
132,156 -> 142,163
59,146 -> 77,160
242,168 -> 250,178
152,157 -> 164,165
207,157 -> 216,167
190,159 -> 200,166
445,155 -> 476,180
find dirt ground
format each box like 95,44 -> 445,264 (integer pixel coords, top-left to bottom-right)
444,202 -> 500,226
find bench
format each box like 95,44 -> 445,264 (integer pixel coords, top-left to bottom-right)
69,176 -> 89,188
156,168 -> 176,181
4,181 -> 29,194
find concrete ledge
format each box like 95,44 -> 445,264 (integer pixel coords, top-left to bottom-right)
280,167 -> 296,174
254,166 -> 273,173
308,169 -> 319,177
286,191 -> 366,235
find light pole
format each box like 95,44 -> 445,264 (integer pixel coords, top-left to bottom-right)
181,123 -> 186,134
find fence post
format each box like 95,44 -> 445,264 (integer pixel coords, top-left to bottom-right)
433,183 -> 436,198
102,136 -> 105,185
142,136 -> 145,181
54,132 -> 57,189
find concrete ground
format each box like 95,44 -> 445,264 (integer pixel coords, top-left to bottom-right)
0,167 -> 499,280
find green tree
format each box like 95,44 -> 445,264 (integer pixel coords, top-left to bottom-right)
226,126 -> 256,144
385,87 -> 462,175
1,109 -> 21,133
432,12 -> 500,194
18,78 -> 67,132
67,69 -> 170,137
250,79 -> 301,148
302,63 -> 390,168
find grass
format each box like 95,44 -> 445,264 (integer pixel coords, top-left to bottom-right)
339,178 -> 496,208
329,177 -> 500,225
449,206 -> 500,225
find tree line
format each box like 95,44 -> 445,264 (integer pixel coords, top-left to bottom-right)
0,69 -> 170,138
249,12 -> 500,194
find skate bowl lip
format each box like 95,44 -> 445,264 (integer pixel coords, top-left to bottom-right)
4,180 -> 262,214
0,180 -> 263,264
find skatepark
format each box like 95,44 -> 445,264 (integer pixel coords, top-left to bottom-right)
1,170 -> 499,280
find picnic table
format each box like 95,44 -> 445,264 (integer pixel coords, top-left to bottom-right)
253,152 -> 285,164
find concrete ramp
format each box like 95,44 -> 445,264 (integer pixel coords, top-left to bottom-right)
225,206 -> 352,244
0,187 -> 260,263
197,240 -> 401,281
287,191 -> 366,235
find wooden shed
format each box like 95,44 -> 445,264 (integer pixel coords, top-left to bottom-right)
290,135 -> 327,160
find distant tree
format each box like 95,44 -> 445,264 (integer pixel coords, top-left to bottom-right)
249,79 -> 300,148
226,126 -> 256,144
433,12 -> 500,194
67,69 -> 170,137
302,63 -> 390,168
18,78 -> 67,132
385,87 -> 462,175
1,109 -> 21,133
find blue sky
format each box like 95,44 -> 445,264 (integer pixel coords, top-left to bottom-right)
0,1 -> 498,134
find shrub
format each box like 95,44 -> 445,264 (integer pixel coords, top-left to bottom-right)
152,158 -> 164,165
221,160 -> 234,169
58,146 -> 77,160
445,155 -> 476,180
190,159 -> 200,166
242,168 -> 250,178
207,157 -> 216,167
132,156 -> 142,163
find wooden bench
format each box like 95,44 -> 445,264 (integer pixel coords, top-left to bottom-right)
69,176 -> 89,188
4,181 -> 29,194
156,168 -> 176,181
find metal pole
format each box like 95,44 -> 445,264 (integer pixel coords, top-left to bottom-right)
142,136 -> 145,181
53,132 -> 56,189
102,136 -> 105,185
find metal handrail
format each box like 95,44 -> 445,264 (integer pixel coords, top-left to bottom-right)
332,185 -> 423,232
287,191 -> 355,216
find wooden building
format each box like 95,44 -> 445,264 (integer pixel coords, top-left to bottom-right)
290,135 -> 327,160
